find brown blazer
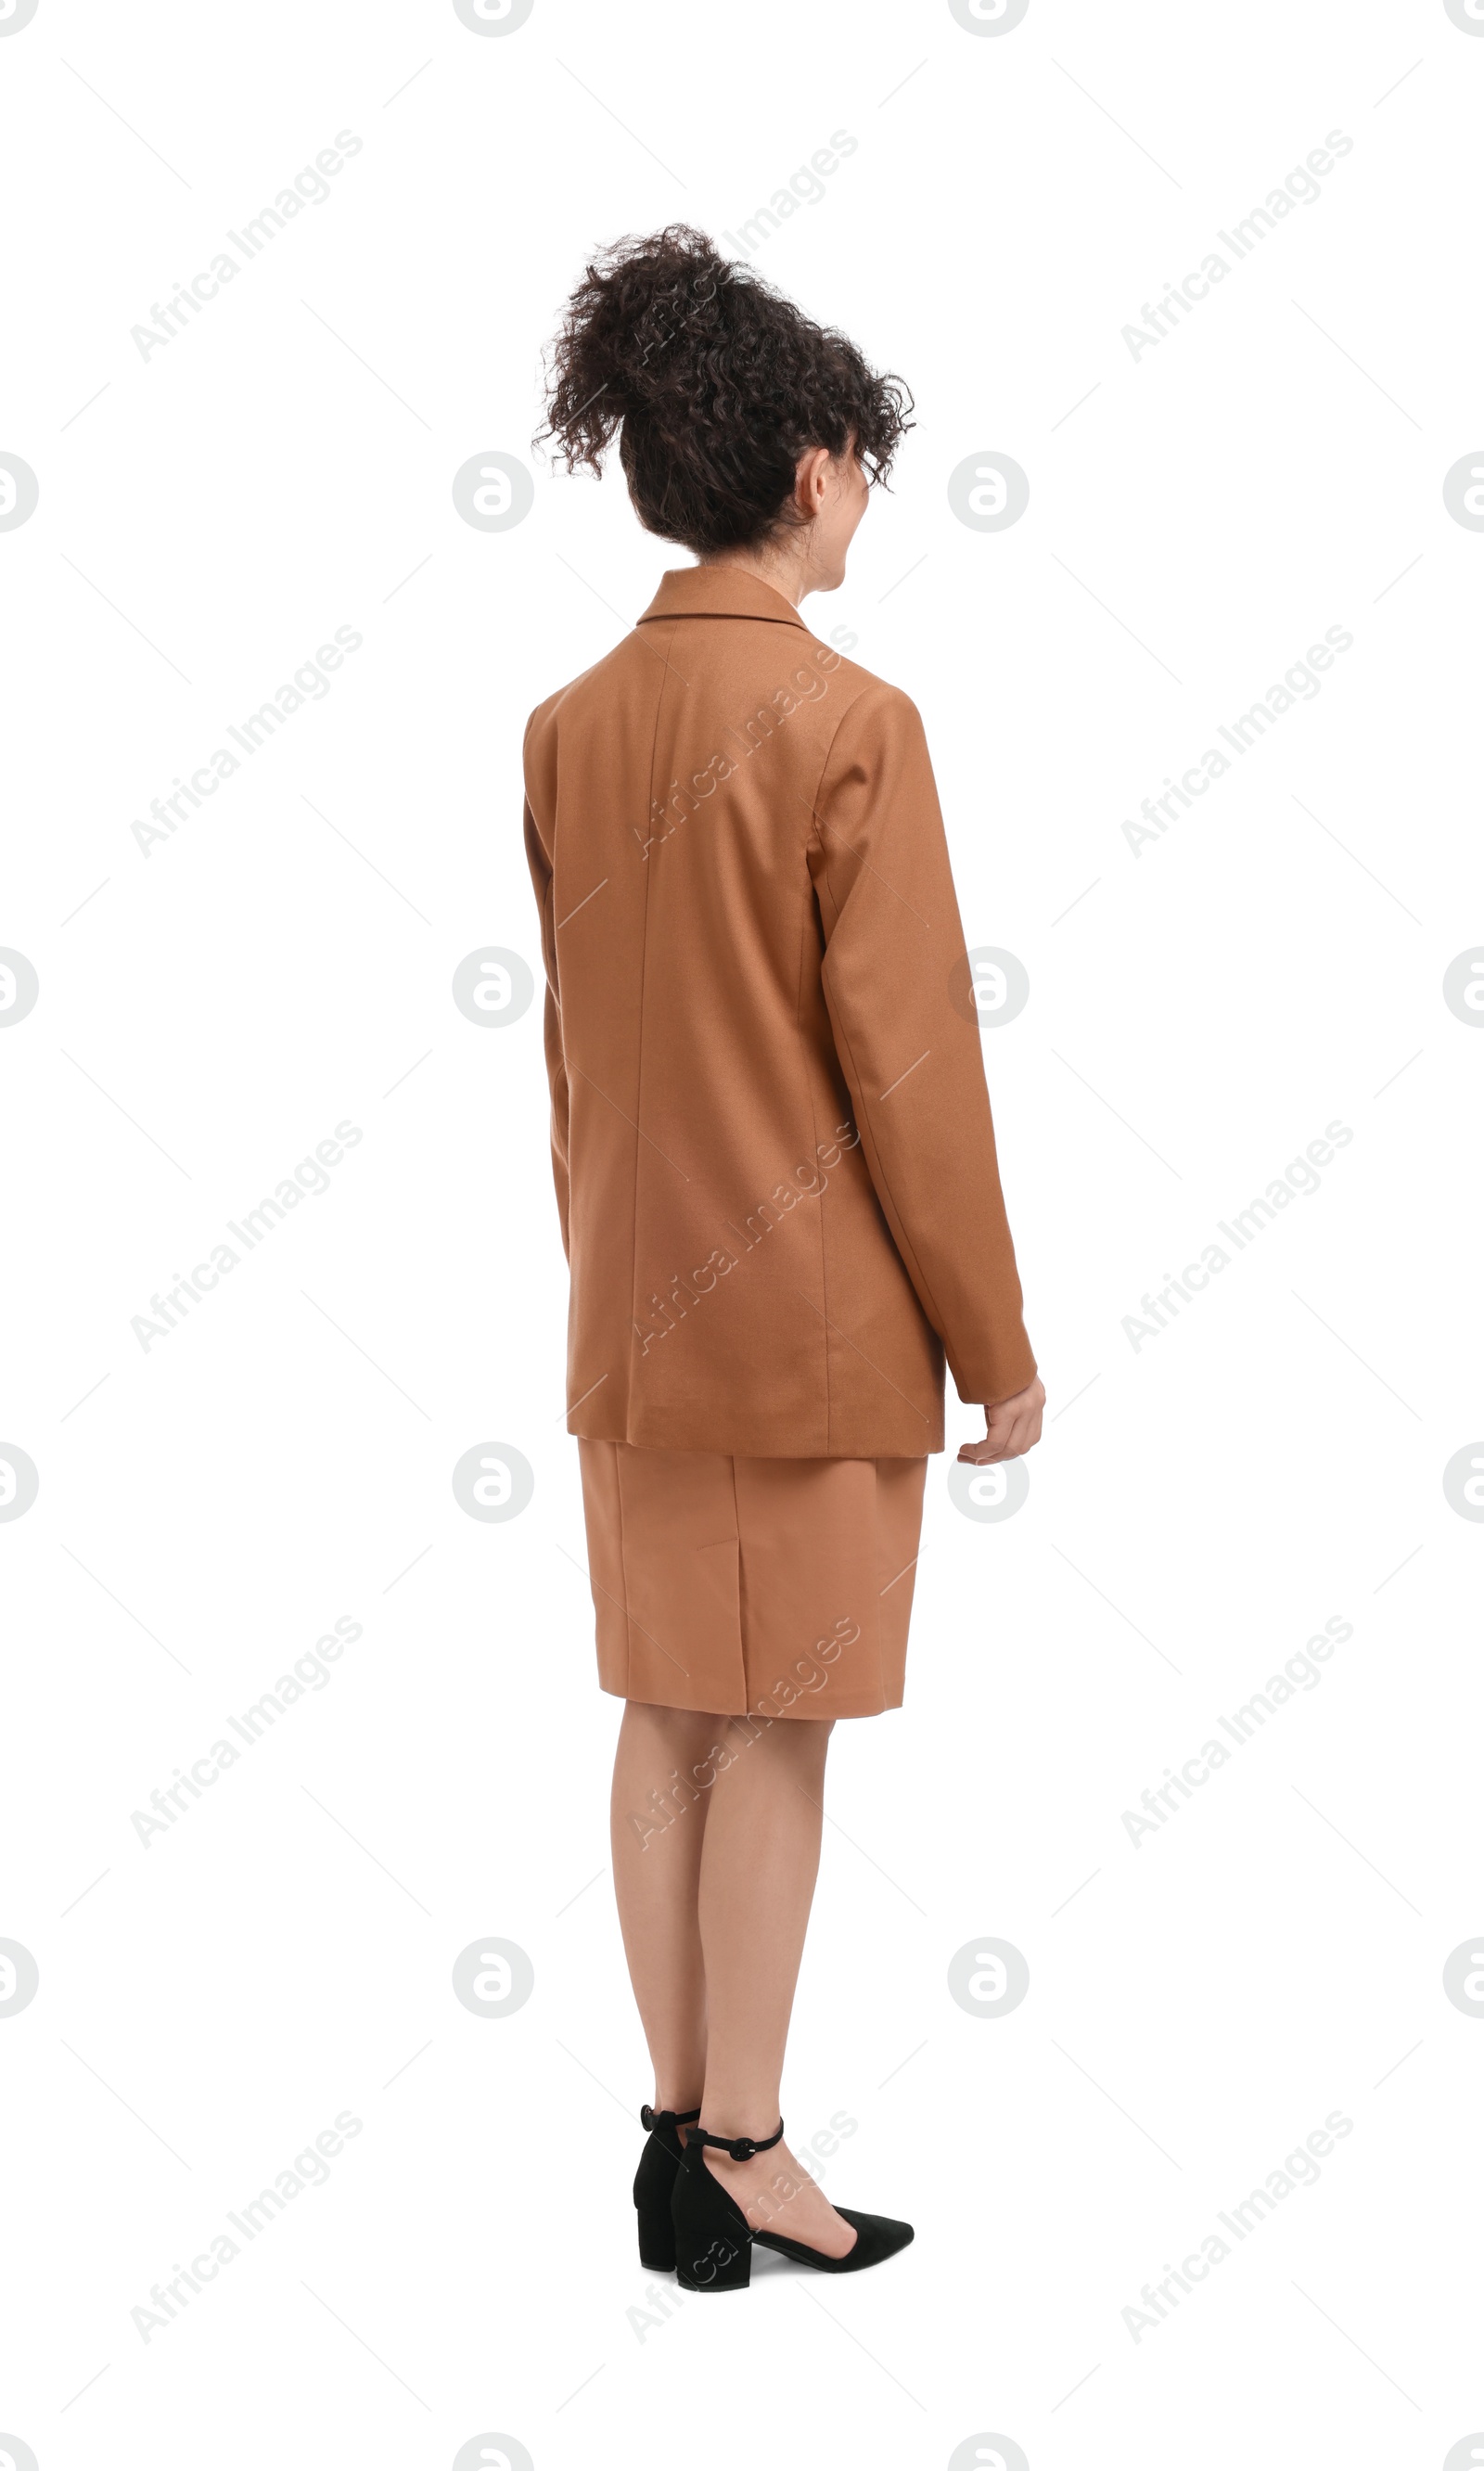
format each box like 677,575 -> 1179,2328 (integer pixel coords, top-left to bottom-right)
523,565 -> 1035,1458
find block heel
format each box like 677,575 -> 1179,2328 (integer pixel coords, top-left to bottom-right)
672,2149 -> 752,2292
632,2103 -> 699,2272
635,2197 -> 677,2273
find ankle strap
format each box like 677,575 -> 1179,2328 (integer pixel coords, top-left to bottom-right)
686,2118 -> 785,2161
640,2103 -> 701,2132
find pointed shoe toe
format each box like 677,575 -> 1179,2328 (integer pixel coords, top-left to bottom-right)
756,2205 -> 915,2273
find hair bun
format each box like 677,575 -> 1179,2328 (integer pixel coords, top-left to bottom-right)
538,225 -> 911,557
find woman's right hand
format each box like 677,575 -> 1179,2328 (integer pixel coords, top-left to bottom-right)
956,1376 -> 1045,1466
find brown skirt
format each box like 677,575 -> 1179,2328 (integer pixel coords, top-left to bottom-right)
576,1440 -> 928,1720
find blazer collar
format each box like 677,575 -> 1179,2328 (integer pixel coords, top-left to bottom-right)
637,565 -> 810,631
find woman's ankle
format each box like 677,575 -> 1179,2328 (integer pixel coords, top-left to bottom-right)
652,2092 -> 704,2119
694,2099 -> 782,2144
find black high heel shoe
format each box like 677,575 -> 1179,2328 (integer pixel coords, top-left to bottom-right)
633,2104 -> 701,2271
672,2119 -> 914,2290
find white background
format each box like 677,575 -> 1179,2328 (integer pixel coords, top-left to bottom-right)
3,1 -> 1482,2465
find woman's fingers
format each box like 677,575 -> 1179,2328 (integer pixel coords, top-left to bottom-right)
954,1376 -> 1046,1465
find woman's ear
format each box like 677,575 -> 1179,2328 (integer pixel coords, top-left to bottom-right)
794,443 -> 833,517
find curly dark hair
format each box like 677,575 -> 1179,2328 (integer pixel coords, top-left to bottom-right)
537,224 -> 913,557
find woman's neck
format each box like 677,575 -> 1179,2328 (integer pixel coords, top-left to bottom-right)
698,544 -> 814,608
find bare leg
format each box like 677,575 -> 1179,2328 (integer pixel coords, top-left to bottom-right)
609,1701 -> 723,2110
695,1714 -> 857,2258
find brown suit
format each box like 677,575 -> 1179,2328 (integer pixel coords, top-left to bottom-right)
524,564 -> 1035,1460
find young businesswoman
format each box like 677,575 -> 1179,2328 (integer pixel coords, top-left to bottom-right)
526,226 -> 1043,2287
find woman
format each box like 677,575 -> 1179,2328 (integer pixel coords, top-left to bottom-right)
525,226 -> 1043,2290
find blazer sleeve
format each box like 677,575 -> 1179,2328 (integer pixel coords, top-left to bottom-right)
522,788 -> 570,1262
807,682 -> 1036,1409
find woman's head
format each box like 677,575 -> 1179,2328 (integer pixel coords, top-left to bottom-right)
539,224 -> 911,579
